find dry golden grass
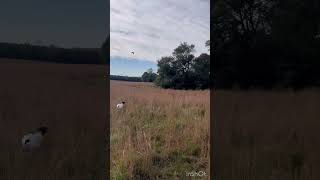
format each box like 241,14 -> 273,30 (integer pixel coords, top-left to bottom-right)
213,90 -> 320,180
110,80 -> 210,179
0,59 -> 107,179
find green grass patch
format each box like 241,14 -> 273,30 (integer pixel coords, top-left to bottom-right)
111,163 -> 129,180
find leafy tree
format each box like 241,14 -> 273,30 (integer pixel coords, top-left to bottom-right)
142,68 -> 157,82
156,42 -> 210,89
110,75 -> 142,82
213,0 -> 320,90
156,42 -> 197,89
193,53 -> 210,89
155,56 -> 176,88
205,40 -> 210,51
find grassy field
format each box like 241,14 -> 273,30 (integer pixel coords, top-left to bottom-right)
110,80 -> 210,179
0,59 -> 107,179
213,90 -> 320,180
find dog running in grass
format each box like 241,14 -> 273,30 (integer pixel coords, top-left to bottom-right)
116,101 -> 126,110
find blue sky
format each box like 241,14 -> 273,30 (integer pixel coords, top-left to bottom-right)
110,0 -> 210,76
111,56 -> 158,77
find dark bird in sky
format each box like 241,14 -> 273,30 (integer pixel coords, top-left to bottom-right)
131,51 -> 134,55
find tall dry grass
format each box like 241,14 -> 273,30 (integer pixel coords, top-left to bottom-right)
110,80 -> 210,179
0,59 -> 107,179
213,90 -> 320,180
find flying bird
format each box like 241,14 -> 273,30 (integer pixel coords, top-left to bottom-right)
22,126 -> 48,151
116,101 -> 126,110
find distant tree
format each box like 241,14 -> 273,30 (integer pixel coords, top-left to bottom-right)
205,40 -> 210,51
147,68 -> 153,74
193,53 -> 210,89
213,0 -> 279,89
110,75 -> 142,82
156,42 -> 210,89
142,68 -> 157,82
155,56 -> 176,88
0,42 -> 102,64
212,0 -> 320,90
156,42 -> 197,89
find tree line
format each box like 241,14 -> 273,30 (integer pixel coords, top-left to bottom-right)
110,75 -> 142,82
141,41 -> 210,89
0,39 -> 109,64
213,0 -> 320,90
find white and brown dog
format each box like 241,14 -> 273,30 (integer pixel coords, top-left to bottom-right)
116,101 -> 126,110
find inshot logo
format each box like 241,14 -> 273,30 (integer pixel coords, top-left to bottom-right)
186,171 -> 207,177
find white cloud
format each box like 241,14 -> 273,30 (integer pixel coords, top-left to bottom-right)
110,0 -> 210,62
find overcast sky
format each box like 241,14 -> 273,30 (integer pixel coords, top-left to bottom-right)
110,0 -> 210,62
0,0 -> 108,48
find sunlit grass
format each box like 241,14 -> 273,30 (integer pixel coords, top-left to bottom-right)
110,80 -> 210,179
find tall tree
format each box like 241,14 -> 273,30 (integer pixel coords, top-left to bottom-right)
142,68 -> 157,82
205,40 -> 210,51
156,42 -> 209,89
193,53 -> 210,88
